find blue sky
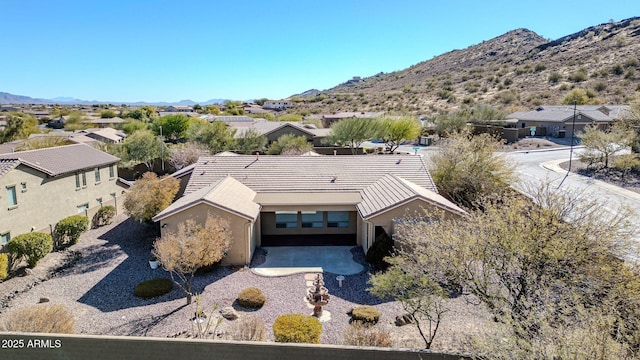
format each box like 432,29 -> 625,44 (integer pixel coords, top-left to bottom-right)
1,1 -> 638,103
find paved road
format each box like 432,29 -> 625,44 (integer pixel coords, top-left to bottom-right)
506,147 -> 640,259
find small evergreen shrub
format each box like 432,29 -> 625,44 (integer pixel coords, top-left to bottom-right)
92,206 -> 116,228
237,287 -> 266,308
7,232 -> 54,268
134,278 -> 173,298
342,322 -> 392,347
54,215 -> 89,248
366,229 -> 394,271
351,305 -> 381,324
273,314 -> 322,344
0,304 -> 74,333
0,253 -> 8,281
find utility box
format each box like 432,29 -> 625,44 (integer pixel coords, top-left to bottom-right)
419,136 -> 432,146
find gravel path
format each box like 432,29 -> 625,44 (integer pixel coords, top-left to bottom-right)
0,215 -> 490,351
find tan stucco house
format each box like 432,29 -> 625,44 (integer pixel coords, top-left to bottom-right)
0,144 -> 127,247
153,154 -> 464,266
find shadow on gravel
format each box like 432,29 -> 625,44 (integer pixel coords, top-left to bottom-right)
106,305 -> 187,336
77,218 -> 184,312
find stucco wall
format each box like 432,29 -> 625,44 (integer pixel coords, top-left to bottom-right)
158,203 -> 252,265
0,164 -> 124,242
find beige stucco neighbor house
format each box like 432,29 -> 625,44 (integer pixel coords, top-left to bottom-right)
153,154 -> 464,266
0,144 -> 127,247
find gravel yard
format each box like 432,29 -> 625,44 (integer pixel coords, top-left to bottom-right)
0,215 -> 491,352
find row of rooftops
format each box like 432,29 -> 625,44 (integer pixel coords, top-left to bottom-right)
506,105 -> 632,123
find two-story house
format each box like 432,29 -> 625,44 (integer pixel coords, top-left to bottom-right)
0,144 -> 128,247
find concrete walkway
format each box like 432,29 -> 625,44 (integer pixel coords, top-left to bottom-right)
251,246 -> 365,277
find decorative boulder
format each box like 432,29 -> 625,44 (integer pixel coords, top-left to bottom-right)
395,313 -> 415,326
220,306 -> 239,320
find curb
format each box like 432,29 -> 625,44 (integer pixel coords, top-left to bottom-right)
541,159 -> 640,201
511,145 -> 584,154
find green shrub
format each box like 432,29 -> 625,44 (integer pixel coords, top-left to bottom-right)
366,229 -> 394,271
273,314 -> 322,344
237,287 -> 266,308
0,304 -> 75,333
350,305 -> 381,324
0,253 -> 8,282
92,206 -> 116,228
342,322 -> 392,347
548,72 -> 561,83
134,278 -> 173,298
54,215 -> 89,248
7,232 -> 54,268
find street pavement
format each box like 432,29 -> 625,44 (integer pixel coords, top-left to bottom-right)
505,147 -> 640,260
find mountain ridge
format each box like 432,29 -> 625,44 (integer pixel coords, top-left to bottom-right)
0,92 -> 228,106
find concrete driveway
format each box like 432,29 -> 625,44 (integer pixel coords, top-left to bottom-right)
251,246 -> 366,277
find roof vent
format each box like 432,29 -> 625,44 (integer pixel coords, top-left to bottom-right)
331,176 -> 337,183
396,159 -> 402,164
256,152 -> 260,160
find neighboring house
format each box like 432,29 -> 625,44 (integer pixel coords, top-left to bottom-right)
157,111 -> 200,118
263,100 -> 293,111
165,105 -> 194,113
84,116 -> 126,128
209,115 -> 263,128
0,144 -> 128,247
47,116 -> 65,129
153,154 -> 464,266
28,132 -> 98,146
80,128 -> 127,143
235,121 -> 330,146
506,105 -> 631,137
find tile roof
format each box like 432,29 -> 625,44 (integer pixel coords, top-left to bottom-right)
153,176 -> 260,221
506,105 -> 630,123
0,159 -> 20,177
0,144 -> 120,177
185,154 -> 437,194
358,175 -> 464,219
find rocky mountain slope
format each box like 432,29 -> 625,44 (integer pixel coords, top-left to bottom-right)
290,17 -> 640,115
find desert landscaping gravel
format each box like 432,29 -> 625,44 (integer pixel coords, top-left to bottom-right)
0,214 -> 491,351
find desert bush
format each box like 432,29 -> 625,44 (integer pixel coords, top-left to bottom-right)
365,229 -> 394,271
0,304 -> 74,333
7,232 -> 54,268
342,322 -> 393,347
594,81 -> 607,92
0,253 -> 8,281
568,69 -> 587,82
134,278 -> 173,298
351,306 -> 381,324
237,287 -> 266,308
54,215 -> 89,248
612,63 -> 624,75
534,63 -> 546,72
226,315 -> 267,341
273,314 -> 322,344
548,72 -> 561,83
92,206 -> 116,228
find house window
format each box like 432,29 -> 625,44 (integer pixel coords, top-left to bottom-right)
77,203 -> 89,214
275,211 -> 298,228
0,232 -> 9,246
301,211 -> 323,228
82,172 -> 87,187
6,186 -> 17,207
75,173 -> 81,189
95,168 -> 101,183
327,211 -> 349,228
109,165 -> 115,179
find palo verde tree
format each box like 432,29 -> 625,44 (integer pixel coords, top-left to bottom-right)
123,172 -> 179,223
579,123 -> 635,170
151,114 -> 190,140
186,118 -> 236,153
327,117 -> 381,154
0,112 -> 39,143
266,134 -> 312,155
236,128 -> 267,154
378,115 -> 422,153
429,130 -> 513,209
123,129 -> 166,172
384,184 -> 640,357
153,216 -> 232,304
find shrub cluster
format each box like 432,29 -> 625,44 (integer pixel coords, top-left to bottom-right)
342,322 -> 392,347
92,206 -> 116,228
237,287 -> 266,308
134,278 -> 173,298
365,230 -> 394,271
225,315 -> 267,341
54,215 -> 89,248
8,232 -> 54,268
350,306 -> 381,324
0,304 -> 74,333
273,314 -> 322,344
0,253 -> 8,282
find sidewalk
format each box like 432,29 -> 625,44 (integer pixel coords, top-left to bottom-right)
541,159 -> 640,201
